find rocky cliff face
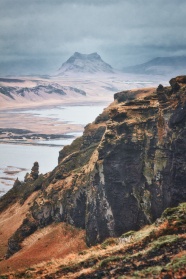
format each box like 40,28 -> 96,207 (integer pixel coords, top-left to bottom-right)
2,76 -> 186,257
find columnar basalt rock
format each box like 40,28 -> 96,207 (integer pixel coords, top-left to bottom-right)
3,76 -> 186,257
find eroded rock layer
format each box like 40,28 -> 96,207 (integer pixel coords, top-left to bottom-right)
1,76 -> 186,257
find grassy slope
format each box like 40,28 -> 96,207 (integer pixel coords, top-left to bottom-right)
0,203 -> 185,279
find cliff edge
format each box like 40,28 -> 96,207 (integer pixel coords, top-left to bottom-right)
0,76 -> 186,261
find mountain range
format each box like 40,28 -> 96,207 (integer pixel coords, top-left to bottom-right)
58,52 -> 186,76
123,56 -> 186,75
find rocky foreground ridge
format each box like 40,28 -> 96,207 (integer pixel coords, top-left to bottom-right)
0,76 -> 186,273
1,203 -> 185,278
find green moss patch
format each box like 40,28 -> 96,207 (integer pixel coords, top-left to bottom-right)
101,237 -> 117,249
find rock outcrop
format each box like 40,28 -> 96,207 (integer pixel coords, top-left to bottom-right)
2,76 -> 186,257
24,162 -> 39,182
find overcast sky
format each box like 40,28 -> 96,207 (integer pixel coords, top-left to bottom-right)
0,0 -> 186,75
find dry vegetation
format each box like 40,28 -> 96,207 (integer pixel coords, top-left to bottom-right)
0,222 -> 86,275
0,203 -> 185,279
0,193 -> 38,259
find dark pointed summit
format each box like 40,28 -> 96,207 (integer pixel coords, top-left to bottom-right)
66,52 -> 101,64
73,52 -> 101,59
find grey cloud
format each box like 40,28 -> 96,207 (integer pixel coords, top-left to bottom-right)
0,0 -> 185,75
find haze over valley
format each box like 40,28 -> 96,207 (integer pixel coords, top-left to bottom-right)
0,52 -> 173,109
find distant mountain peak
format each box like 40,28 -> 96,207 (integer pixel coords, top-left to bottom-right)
123,55 -> 186,76
58,52 -> 114,75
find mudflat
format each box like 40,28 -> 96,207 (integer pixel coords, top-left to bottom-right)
0,101 -> 107,195
0,101 -> 108,143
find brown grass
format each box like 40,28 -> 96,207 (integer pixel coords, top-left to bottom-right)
0,222 -> 86,274
0,204 -> 185,278
0,192 -> 37,259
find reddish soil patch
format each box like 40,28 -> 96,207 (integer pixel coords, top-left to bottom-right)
0,193 -> 37,259
0,222 -> 86,273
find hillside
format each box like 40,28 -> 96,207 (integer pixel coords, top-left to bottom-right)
0,78 -> 87,108
0,75 -> 186,277
0,74 -> 164,110
123,56 -> 186,76
0,203 -> 185,278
